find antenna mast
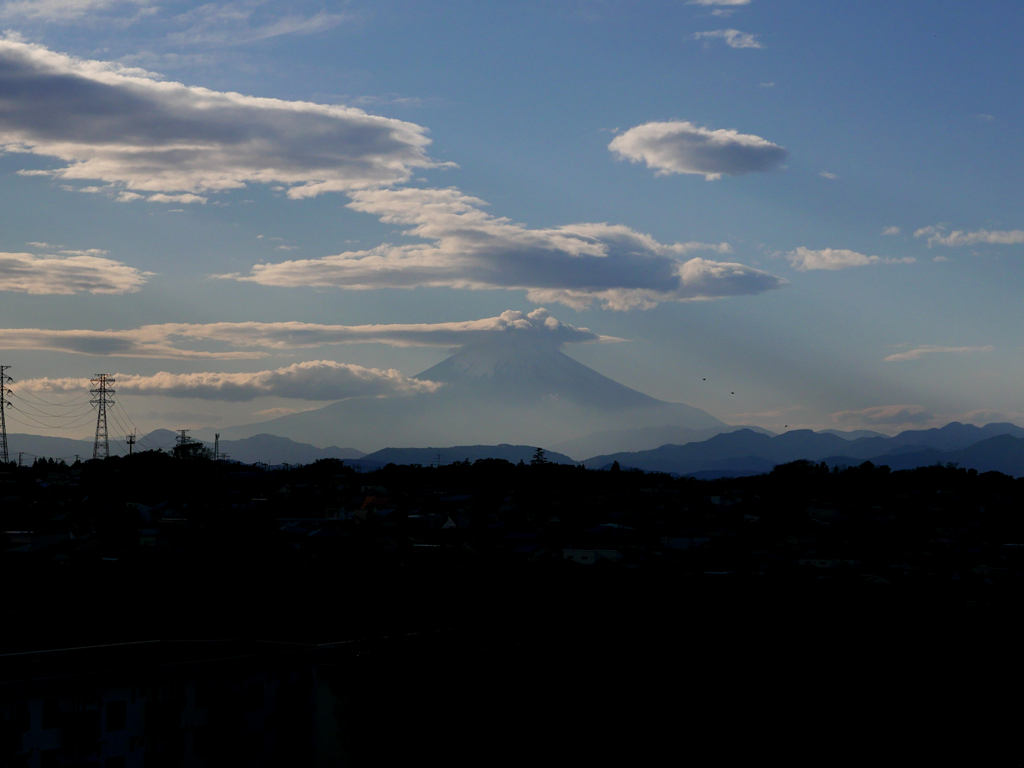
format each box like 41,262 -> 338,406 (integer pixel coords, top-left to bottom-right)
213,433 -> 220,461
0,365 -> 11,465
90,374 -> 116,460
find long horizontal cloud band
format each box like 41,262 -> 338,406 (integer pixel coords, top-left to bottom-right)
786,247 -> 915,271
0,249 -> 148,293
883,344 -> 993,362
0,39 -> 440,197
224,187 -> 787,310
0,309 -> 610,358
915,226 -> 1024,247
19,361 -> 441,402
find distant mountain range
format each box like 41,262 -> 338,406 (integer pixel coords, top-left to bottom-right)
8,431 -> 570,468
584,422 -> 1024,477
11,421 -> 1024,477
346,444 -> 576,471
552,424 -> 775,460
7,430 -> 365,466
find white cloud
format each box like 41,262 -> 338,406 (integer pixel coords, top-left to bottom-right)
933,256 -> 950,262
785,248 -> 875,271
687,0 -> 751,5
223,186 -> 785,310
785,247 -> 915,271
819,171 -> 838,179
146,193 -> 207,204
609,120 -> 787,181
0,39 -> 441,198
19,361 -> 441,402
0,309 -> 613,359
882,226 -> 901,236
693,29 -> 762,49
914,226 -> 1024,247
0,250 -> 148,293
883,345 -> 993,363
832,405 -> 932,427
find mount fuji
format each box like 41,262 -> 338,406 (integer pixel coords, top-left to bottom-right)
216,332 -> 725,452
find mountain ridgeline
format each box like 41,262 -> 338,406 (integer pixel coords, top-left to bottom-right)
585,422 -> 1024,478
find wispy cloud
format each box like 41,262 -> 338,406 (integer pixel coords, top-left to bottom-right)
0,250 -> 148,294
609,120 -> 787,181
883,344 -> 993,363
693,29 -> 762,49
223,187 -> 785,310
0,39 -> 442,199
785,247 -> 914,271
819,171 -> 838,179
914,226 -> 1024,247
0,0 -> 149,22
882,226 -> 901,236
0,309 -> 613,359
19,361 -> 441,402
167,4 -> 349,46
687,0 -> 751,5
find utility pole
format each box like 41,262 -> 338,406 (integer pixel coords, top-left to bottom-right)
213,433 -> 220,461
126,431 -> 137,456
90,374 -> 115,460
0,365 -> 12,465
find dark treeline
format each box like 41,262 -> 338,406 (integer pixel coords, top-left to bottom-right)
3,452 -> 1023,763
4,450 -> 1024,646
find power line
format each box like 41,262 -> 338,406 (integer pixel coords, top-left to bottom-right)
8,396 -> 93,421
6,404 -> 96,431
10,383 -> 91,408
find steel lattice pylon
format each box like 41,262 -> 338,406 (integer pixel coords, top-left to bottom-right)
0,366 -> 11,465
90,374 -> 116,460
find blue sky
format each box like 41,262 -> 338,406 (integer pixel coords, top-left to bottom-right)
1,0 -> 1022,439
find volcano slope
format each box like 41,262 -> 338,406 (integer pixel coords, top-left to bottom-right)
218,333 -> 724,452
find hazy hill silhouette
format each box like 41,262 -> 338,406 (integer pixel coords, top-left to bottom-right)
586,422 -> 1024,476
217,334 -> 724,451
361,444 -> 575,466
552,424 -> 775,460
822,434 -> 1024,476
6,430 -> 364,466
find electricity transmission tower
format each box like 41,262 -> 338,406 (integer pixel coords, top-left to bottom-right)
90,374 -> 116,460
0,365 -> 12,465
126,431 -> 137,456
213,433 -> 220,461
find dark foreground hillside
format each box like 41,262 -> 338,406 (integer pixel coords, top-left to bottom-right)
2,453 -> 1022,764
